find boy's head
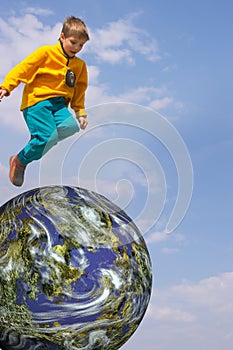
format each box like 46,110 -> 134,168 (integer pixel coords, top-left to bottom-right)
60,16 -> 89,57
61,16 -> 89,41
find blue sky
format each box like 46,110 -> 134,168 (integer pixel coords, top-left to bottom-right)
0,0 -> 232,349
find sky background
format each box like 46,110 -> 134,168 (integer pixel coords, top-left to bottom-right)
0,0 -> 232,349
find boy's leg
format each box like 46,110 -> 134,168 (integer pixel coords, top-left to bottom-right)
18,100 -> 58,164
53,105 -> 80,142
9,98 -> 79,186
9,155 -> 27,186
9,100 -> 58,186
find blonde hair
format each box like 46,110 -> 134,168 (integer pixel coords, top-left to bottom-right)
61,16 -> 89,41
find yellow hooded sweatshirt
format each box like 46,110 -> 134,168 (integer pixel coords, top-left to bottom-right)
0,41 -> 88,117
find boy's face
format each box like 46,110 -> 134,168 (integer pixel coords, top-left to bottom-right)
60,33 -> 87,57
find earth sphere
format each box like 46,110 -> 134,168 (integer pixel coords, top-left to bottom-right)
0,186 -> 152,350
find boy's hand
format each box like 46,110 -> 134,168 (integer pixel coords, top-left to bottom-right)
77,116 -> 88,130
0,89 -> 8,101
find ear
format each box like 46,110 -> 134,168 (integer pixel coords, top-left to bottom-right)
60,32 -> 65,42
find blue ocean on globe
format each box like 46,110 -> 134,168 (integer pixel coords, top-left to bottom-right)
0,186 -> 152,350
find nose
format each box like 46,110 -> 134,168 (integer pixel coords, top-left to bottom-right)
73,44 -> 80,52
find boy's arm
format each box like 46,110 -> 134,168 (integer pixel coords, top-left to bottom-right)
71,60 -> 88,124
0,47 -> 46,95
77,116 -> 88,129
0,88 -> 8,101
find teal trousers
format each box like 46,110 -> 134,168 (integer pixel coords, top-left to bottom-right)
18,97 -> 79,165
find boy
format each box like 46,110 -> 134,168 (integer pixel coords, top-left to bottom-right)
0,16 -> 89,186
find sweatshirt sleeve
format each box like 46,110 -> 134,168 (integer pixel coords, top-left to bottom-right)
71,60 -> 88,117
0,47 -> 46,95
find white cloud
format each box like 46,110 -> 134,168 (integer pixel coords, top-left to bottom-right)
22,7 -> 54,16
148,304 -> 196,322
146,231 -> 169,243
149,97 -> 174,110
86,83 -> 174,112
0,14 -> 61,71
170,271 -> 233,310
94,47 -> 134,65
133,272 -> 233,350
87,65 -> 101,85
88,14 -> 160,65
161,247 -> 179,254
146,230 -> 185,245
149,271 -> 233,325
162,64 -> 178,73
118,86 -> 167,103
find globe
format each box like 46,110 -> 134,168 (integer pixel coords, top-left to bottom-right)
0,186 -> 152,350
